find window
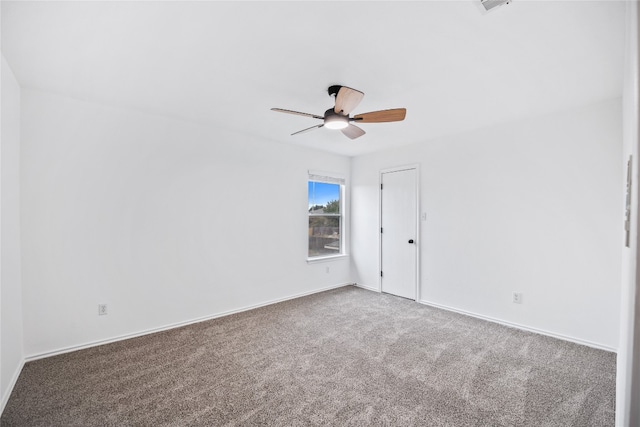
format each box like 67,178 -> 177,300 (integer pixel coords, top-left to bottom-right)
308,173 -> 345,259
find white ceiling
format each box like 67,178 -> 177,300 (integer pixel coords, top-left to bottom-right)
2,1 -> 626,157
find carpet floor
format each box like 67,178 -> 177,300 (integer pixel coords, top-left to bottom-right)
1,286 -> 616,426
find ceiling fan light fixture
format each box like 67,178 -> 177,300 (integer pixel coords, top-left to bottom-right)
323,109 -> 349,129
324,117 -> 349,130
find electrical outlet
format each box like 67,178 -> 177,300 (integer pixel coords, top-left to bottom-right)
512,293 -> 523,304
98,304 -> 108,315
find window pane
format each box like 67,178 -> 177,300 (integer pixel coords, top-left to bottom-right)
308,181 -> 340,214
308,216 -> 340,257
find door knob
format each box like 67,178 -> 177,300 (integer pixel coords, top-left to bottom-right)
408,239 -> 414,244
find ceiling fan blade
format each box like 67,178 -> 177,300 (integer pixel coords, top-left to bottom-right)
341,124 -> 366,140
334,86 -> 364,116
292,124 -> 324,136
271,108 -> 323,120
353,108 -> 407,123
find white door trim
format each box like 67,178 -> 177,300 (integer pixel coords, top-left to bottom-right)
378,164 -> 421,301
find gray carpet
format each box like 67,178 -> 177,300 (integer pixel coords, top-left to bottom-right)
1,286 -> 616,426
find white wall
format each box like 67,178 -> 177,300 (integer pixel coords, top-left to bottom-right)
20,88 -> 351,357
352,99 -> 622,350
1,55 -> 24,411
617,1 -> 640,425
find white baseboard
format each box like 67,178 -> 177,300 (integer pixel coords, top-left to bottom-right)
354,283 -> 380,292
419,299 -> 617,353
26,282 -> 353,362
1,358 -> 25,415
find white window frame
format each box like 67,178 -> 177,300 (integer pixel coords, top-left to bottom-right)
307,171 -> 348,263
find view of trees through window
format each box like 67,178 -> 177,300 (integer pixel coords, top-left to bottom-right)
308,181 -> 341,257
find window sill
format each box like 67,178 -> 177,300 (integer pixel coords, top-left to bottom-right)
306,254 -> 349,264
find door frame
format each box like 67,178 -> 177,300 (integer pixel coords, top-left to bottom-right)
378,164 -> 421,301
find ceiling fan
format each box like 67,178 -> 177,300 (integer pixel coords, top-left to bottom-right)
271,85 -> 406,140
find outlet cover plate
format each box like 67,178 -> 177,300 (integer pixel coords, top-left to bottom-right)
512,293 -> 523,304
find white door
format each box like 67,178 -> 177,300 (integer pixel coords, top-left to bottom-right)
381,168 -> 417,300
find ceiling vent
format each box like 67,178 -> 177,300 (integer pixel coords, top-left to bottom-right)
480,0 -> 510,12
